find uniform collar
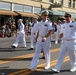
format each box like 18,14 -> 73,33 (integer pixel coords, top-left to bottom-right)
41,20 -> 48,23
65,20 -> 72,23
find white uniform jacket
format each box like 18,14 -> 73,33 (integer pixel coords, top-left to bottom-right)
60,21 -> 76,40
37,20 -> 52,41
18,23 -> 25,34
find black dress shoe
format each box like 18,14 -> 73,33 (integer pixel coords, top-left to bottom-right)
11,45 -> 16,48
22,46 -> 26,48
40,56 -> 45,59
29,48 -> 34,50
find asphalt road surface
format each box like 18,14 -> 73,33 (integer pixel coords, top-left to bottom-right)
0,34 -> 76,75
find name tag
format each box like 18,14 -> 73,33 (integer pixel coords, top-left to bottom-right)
69,25 -> 73,27
63,27 -> 65,29
44,24 -> 48,26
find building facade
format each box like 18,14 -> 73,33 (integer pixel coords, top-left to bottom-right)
0,0 -> 52,15
0,0 -> 76,26
50,0 -> 76,18
0,0 -> 53,26
0,0 -> 76,17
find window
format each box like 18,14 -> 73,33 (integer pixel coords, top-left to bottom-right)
73,0 -> 75,8
60,0 -> 63,5
36,0 -> 42,1
49,0 -> 53,2
0,2 -> 11,10
31,0 -> 42,1
24,6 -> 33,13
34,7 -> 41,14
14,4 -> 23,12
68,0 -> 71,7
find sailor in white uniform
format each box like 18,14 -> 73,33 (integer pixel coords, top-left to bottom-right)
52,12 -> 76,72
55,20 -> 61,44
29,10 -> 52,70
30,17 -> 38,50
11,19 -> 26,48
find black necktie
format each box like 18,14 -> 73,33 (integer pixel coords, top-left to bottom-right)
32,23 -> 35,27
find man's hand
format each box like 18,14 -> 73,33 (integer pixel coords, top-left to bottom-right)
34,33 -> 36,35
35,38 -> 37,44
60,33 -> 63,38
41,37 -> 46,42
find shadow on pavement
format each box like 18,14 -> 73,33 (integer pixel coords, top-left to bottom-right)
0,68 -> 73,75
0,48 -> 32,52
0,57 -> 32,61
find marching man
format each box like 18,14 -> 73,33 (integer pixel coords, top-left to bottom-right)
29,17 -> 38,50
11,19 -> 26,48
29,10 -> 52,70
52,12 -> 76,73
55,20 -> 62,44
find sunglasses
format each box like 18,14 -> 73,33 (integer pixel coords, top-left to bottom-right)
43,15 -> 48,16
64,16 -> 70,17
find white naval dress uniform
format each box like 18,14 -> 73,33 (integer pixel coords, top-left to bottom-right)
13,23 -> 26,47
30,22 -> 38,48
30,20 -> 52,69
53,21 -> 76,71
55,24 -> 61,44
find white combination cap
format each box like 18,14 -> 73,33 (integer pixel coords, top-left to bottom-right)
41,10 -> 49,15
18,19 -> 23,22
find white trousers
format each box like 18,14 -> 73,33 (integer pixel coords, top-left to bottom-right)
30,37 -> 51,69
54,40 -> 76,71
13,33 -> 26,47
55,31 -> 60,42
30,32 -> 36,48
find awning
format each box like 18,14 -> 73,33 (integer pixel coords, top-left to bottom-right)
34,13 -> 41,17
52,10 -> 65,15
18,12 -> 38,17
48,10 -> 65,16
0,10 -> 18,16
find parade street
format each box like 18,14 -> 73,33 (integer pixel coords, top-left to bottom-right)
0,34 -> 76,75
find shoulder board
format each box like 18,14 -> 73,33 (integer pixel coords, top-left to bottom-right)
72,21 -> 75,23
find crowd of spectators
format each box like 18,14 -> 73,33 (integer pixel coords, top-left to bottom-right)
0,17 -> 32,38
0,17 -> 16,38
0,16 -> 65,38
